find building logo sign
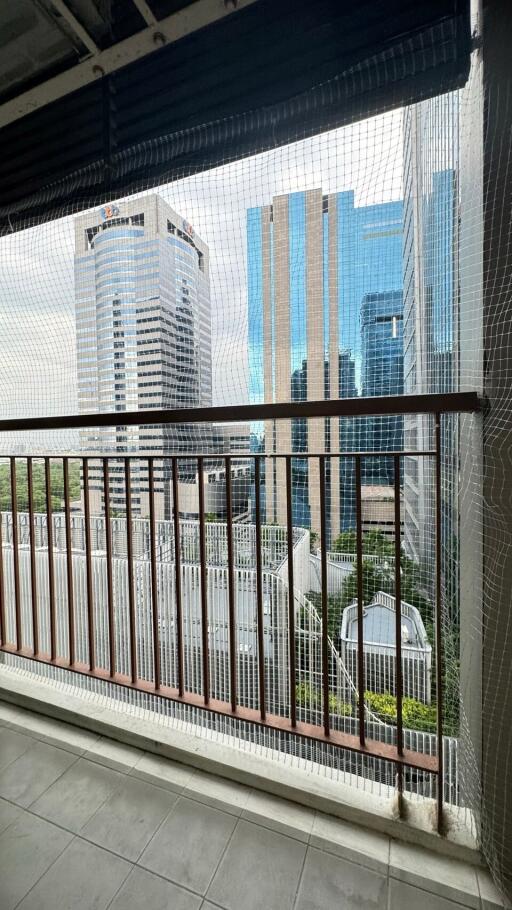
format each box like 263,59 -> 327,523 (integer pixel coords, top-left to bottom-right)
100,203 -> 121,221
182,218 -> 194,238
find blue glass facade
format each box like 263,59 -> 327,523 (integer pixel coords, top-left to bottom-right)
337,193 -> 403,529
358,290 -> 404,487
247,189 -> 403,536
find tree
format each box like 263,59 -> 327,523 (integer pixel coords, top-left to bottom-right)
309,529 -> 319,553
0,460 -> 81,513
304,559 -> 394,640
331,528 -> 394,557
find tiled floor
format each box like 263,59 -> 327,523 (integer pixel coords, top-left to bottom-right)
0,700 -> 508,910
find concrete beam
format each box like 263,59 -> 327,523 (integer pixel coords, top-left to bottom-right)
0,0 -> 259,128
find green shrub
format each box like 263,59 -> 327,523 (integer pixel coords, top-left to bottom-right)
296,682 -> 352,717
364,690 -> 437,733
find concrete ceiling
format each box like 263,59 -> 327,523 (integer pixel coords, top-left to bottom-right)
0,0 -> 256,127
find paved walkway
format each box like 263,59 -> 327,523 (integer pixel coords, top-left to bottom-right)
0,699 -> 505,910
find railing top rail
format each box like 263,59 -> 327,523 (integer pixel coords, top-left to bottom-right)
0,391 -> 480,434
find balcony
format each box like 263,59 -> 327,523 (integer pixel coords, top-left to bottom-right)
0,391 -> 505,909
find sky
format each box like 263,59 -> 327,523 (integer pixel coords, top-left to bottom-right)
0,108 -> 403,451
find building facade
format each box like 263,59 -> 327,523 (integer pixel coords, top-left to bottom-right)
356,290 -> 404,490
74,195 -> 212,518
402,94 -> 459,613
248,189 -> 403,543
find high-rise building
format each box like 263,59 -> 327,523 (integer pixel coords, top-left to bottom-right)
74,194 -> 212,518
358,290 -> 404,487
248,189 -> 403,543
402,94 -> 459,612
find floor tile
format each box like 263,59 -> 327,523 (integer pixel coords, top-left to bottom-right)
15,712 -> 101,755
184,770 -> 252,816
130,751 -> 195,793
30,757 -> 123,831
109,867 -> 202,910
84,736 -> 143,771
478,869 -> 512,909
310,812 -> 390,872
0,810 -> 72,910
16,837 -> 131,910
207,819 -> 306,910
295,846 -> 388,910
0,796 -> 22,835
0,740 -> 76,807
390,840 -> 480,908
241,790 -> 314,842
0,700 -> 24,727
389,879 -> 477,909
81,776 -> 177,861
139,796 -> 236,895
0,726 -> 33,771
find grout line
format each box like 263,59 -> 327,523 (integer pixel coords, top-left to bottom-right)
128,790 -> 184,867
202,812 -> 242,899
4,713 -> 100,758
104,863 -> 137,910
11,833 -> 79,910
291,834 -> 310,910
388,876 -> 483,909
26,750 -> 122,813
16,744 -> 83,809
0,733 -> 35,774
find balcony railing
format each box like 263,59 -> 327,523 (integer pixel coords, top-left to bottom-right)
0,391 -> 479,833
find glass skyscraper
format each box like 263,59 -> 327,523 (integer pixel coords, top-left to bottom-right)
248,189 -> 403,542
402,93 -> 459,614
74,194 -> 212,518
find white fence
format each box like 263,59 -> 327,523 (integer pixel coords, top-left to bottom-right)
0,517 -> 458,805
309,550 -> 395,597
0,512 -> 306,572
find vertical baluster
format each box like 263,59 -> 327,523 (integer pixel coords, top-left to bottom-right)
254,455 -> 266,720
103,458 -> 115,677
319,455 -> 330,736
124,458 -> 137,684
285,456 -> 297,727
45,458 -> 56,660
9,459 -> 21,651
394,453 -> 404,811
198,457 -> 209,704
0,471 -> 5,647
27,458 -> 39,656
355,455 -> 365,746
83,459 -> 95,671
435,414 -> 444,833
225,456 -> 237,712
148,458 -> 161,690
172,458 -> 184,696
63,458 -> 75,666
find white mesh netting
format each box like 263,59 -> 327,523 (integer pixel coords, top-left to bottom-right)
0,33 -> 509,895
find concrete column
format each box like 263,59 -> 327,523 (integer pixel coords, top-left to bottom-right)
459,21 -> 484,822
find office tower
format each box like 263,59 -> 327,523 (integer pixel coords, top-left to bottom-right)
359,290 -> 404,485
74,194 -> 212,518
248,190 -> 403,543
402,94 -> 459,611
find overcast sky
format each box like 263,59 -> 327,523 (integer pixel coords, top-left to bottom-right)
0,109 -> 403,450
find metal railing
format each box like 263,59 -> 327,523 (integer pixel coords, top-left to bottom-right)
0,391 -> 479,832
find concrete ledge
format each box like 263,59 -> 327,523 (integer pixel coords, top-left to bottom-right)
0,665 -> 482,867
